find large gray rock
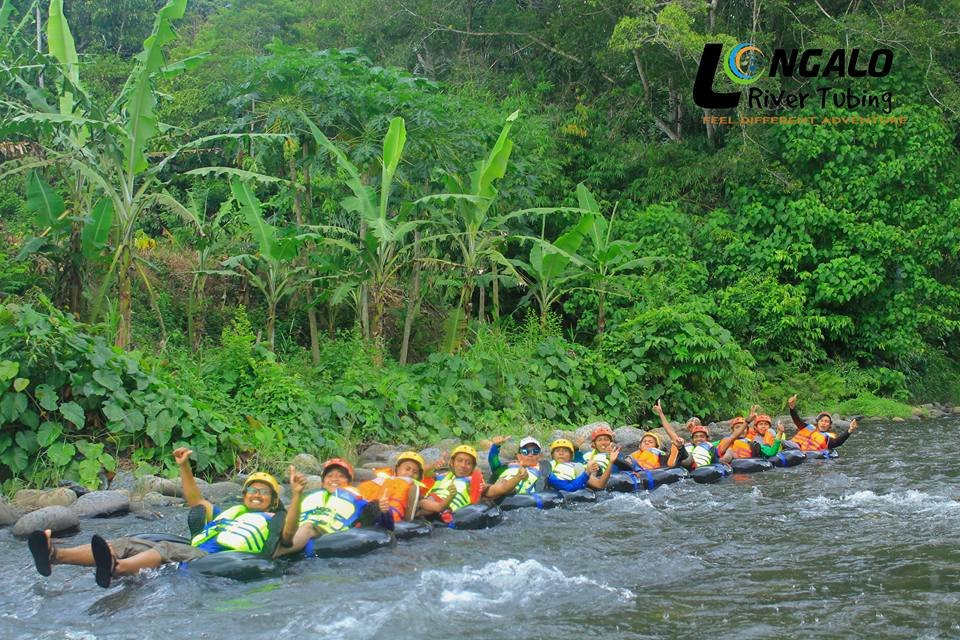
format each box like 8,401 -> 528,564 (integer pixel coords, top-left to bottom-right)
302,475 -> 325,492
0,502 -> 24,527
72,490 -> 130,518
574,421 -> 610,448
203,482 -> 243,504
136,492 -> 184,508
13,488 -> 77,511
434,439 -> 459,454
358,443 -> 399,465
418,447 -> 443,469
290,453 -> 322,475
929,408 -> 946,419
109,471 -> 138,492
353,468 -> 376,483
11,506 -> 80,537
139,476 -> 183,498
614,426 -> 644,451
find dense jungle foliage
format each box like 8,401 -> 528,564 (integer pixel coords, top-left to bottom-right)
0,0 -> 958,489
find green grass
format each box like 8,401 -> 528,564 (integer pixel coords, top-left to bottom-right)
837,393 -> 915,419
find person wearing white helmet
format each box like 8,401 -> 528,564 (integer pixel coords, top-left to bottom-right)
485,436 -> 551,499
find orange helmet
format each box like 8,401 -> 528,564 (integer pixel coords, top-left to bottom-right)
730,416 -> 747,428
755,414 -> 772,427
590,424 -> 615,442
321,457 -> 354,481
689,423 -> 710,437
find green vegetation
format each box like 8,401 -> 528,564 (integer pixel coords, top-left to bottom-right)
0,0 -> 958,490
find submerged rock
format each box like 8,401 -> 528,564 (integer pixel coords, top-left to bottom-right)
13,488 -> 77,511
11,506 -> 80,537
72,490 -> 130,518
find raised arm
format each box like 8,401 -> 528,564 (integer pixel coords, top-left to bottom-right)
280,465 -> 306,549
484,466 -> 527,500
787,394 -> 806,429
174,447 -> 213,520
716,421 -> 747,457
587,445 -> 622,489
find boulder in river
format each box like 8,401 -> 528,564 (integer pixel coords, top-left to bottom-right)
0,501 -> 25,527
135,492 -> 184,508
574,422 -> 610,449
353,468 -> 376,483
11,506 -> 80,537
614,426 -> 644,452
13,488 -> 77,511
109,471 -> 138,492
418,447 -> 443,469
139,475 -> 183,498
892,416 -> 906,422
72,490 -> 130,518
202,482 -> 243,504
290,453 -> 322,475
358,443 -> 399,465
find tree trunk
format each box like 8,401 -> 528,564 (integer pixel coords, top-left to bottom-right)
491,262 -> 500,321
115,248 -> 133,349
267,297 -> 277,351
597,289 -> 607,335
399,232 -> 422,365
289,153 -> 320,364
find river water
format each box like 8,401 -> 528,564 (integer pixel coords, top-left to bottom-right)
2,419 -> 959,640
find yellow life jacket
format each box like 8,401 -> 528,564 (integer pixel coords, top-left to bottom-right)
498,463 -> 541,495
190,505 -> 272,554
298,487 -> 365,534
583,450 -> 611,473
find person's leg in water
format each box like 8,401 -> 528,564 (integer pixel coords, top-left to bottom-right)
29,529 -> 165,587
90,534 -> 165,587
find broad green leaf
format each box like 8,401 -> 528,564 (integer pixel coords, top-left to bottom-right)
102,401 -> 126,422
379,117 -> 406,218
34,384 -> 59,411
20,408 -> 39,429
25,171 -> 66,231
15,429 -> 38,454
47,441 -> 76,466
13,377 -> 29,392
0,433 -> 10,454
37,421 -> 63,447
0,391 -> 27,422
92,369 -> 122,391
123,0 -> 188,176
230,178 -> 276,259
47,0 -> 80,117
0,0 -> 13,29
81,198 -> 114,259
59,401 -> 85,428
0,360 -> 17,381
76,441 -> 104,459
575,183 -> 600,214
2,445 -> 29,473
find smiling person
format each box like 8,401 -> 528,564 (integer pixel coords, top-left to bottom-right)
484,436 -> 550,499
27,447 -> 288,588
788,394 -> 860,451
623,401 -> 688,471
357,451 -> 425,522
583,424 -> 620,475
546,438 -> 621,491
418,445 -> 486,522
277,457 -> 394,557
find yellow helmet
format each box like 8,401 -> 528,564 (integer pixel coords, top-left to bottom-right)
242,472 -> 281,507
396,451 -> 426,477
450,445 -> 478,463
550,438 -> 576,455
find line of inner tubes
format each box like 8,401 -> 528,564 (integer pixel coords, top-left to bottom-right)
146,445 -> 831,581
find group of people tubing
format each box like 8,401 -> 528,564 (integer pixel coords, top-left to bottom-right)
26,393 -> 860,587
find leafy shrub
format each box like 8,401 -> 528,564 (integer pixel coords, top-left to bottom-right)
0,297 -> 232,491
600,305 -> 758,421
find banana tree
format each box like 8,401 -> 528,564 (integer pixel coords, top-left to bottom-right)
1,0 -> 280,348
512,214 -> 593,326
210,179 -> 313,351
575,183 -> 648,334
301,112 -> 422,357
417,111 -> 581,346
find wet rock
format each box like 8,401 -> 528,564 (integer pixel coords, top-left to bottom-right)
358,443 -> 399,465
418,447 -> 443,469
353,468 -> 376,483
302,475 -> 325,492
0,502 -> 24,527
911,406 -> 925,417
548,430 -> 576,446
138,492 -> 184,508
832,419 -> 851,430
892,416 -> 906,422
929,408 -> 946,418
11,506 -> 80,537
139,476 -> 183,498
290,453 -> 322,475
952,406 -> 960,415
203,482 -> 243,504
109,471 -> 138,492
13,488 -> 77,511
614,426 -> 644,451
435,439 -> 459,454
133,511 -> 163,522
59,480 -> 91,497
574,421 -> 610,447
920,403 -> 934,410
908,414 -> 922,421
72,490 -> 130,518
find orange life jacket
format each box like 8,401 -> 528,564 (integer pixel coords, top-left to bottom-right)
791,425 -> 830,451
729,438 -> 757,459
629,448 -> 663,470
358,474 -> 418,522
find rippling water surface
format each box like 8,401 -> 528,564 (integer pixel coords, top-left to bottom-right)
2,419 -> 959,639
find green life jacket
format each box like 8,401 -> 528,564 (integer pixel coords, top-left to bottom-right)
549,460 -> 585,481
190,505 -> 272,554
499,461 -> 551,495
583,450 -> 611,474
685,442 -> 716,468
298,487 -> 365,534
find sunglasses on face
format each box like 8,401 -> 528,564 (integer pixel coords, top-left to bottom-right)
244,486 -> 272,496
519,447 -> 541,455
